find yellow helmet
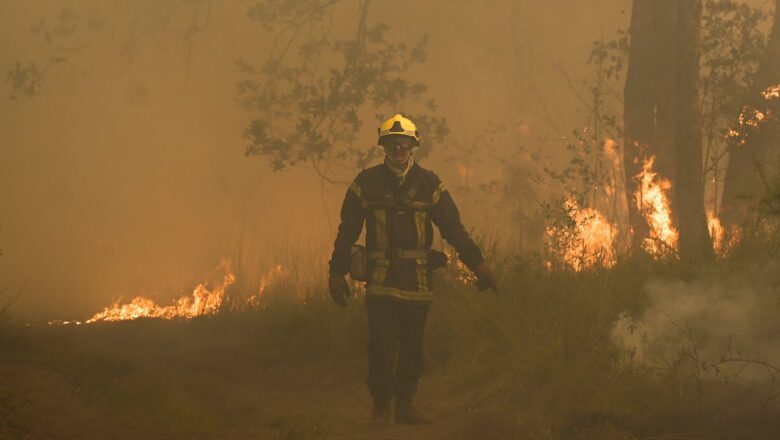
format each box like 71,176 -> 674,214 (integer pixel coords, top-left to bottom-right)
378,114 -> 420,146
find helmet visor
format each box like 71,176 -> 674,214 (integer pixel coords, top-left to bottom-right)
379,134 -> 417,149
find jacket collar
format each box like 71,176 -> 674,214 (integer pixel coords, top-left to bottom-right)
384,158 -> 415,186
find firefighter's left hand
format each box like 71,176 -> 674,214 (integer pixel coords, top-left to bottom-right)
475,262 -> 498,293
328,273 -> 350,306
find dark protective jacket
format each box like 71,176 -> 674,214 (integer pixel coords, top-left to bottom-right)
329,162 -> 484,301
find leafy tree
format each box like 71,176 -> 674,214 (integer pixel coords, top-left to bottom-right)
237,0 -> 448,183
699,0 -> 768,222
721,0 -> 780,228
582,0 -> 767,256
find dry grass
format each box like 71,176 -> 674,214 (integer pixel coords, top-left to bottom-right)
2,238 -> 780,438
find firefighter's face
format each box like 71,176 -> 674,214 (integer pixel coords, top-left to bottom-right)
382,136 -> 415,165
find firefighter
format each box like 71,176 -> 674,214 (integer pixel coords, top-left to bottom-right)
328,114 -> 496,425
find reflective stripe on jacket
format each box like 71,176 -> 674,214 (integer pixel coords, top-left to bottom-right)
329,162 -> 484,301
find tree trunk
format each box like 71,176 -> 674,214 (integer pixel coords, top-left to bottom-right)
675,0 -> 713,260
721,0 -> 780,229
625,0 -> 711,258
652,1 -> 680,188
624,0 -> 659,250
624,0 -> 681,251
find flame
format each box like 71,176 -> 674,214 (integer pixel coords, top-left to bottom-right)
76,260 -> 235,324
50,260 -> 289,325
48,282 -> 230,325
707,212 -> 724,254
635,157 -> 679,256
546,198 -> 617,271
706,214 -> 743,256
603,138 -> 619,158
247,265 -> 288,307
445,250 -> 478,285
726,84 -> 780,146
762,84 -> 780,100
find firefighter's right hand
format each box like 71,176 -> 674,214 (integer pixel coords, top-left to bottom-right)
328,273 -> 350,307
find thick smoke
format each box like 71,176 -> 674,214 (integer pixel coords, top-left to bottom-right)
611,264 -> 780,384
0,0 -> 632,321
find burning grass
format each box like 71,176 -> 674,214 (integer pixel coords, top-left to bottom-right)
47,262 -> 296,326
545,197 -> 618,271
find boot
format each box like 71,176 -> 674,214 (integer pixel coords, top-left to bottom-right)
395,399 -> 432,425
370,399 -> 392,426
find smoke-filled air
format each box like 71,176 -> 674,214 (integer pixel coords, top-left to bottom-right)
4,0 -> 780,438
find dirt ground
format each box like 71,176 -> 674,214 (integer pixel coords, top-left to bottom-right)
0,321 -> 543,440
2,309 -> 778,440
0,356 -> 524,440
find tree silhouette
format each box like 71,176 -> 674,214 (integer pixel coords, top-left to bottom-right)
237,0 -> 448,183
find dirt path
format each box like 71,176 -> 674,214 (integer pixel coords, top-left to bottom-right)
0,353 -> 499,440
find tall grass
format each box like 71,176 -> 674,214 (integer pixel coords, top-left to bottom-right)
232,239 -> 780,437
8,225 -> 780,438
421,233 -> 780,438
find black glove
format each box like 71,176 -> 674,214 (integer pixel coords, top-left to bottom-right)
328,273 -> 350,306
475,262 -> 498,293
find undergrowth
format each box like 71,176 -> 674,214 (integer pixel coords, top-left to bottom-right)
3,229 -> 780,438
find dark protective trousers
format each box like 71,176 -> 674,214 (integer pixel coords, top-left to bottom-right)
365,295 -> 429,403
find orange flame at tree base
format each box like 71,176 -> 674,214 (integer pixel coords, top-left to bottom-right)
636,157 -> 679,257
707,213 -> 725,254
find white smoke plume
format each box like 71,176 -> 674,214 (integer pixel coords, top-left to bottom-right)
611,267 -> 780,384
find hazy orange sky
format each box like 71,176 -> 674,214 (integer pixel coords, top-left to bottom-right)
1,0 -> 646,320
